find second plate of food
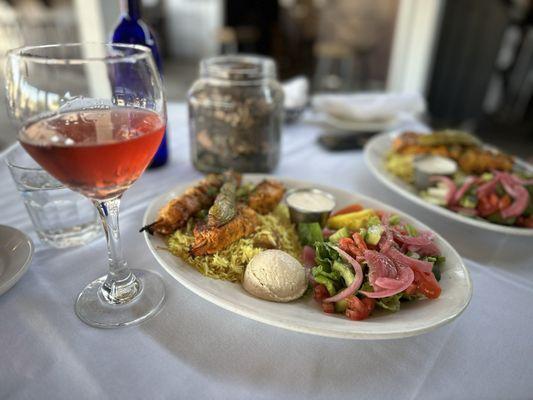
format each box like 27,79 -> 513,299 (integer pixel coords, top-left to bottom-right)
364,130 -> 533,236
143,175 -> 471,340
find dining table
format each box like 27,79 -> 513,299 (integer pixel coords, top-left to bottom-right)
1,102 -> 532,400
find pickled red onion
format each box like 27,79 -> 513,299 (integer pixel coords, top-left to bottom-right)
322,245 -> 363,303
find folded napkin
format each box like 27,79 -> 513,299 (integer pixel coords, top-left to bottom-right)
282,76 -> 309,109
312,92 -> 426,122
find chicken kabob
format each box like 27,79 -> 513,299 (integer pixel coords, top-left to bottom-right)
142,171 -> 286,256
191,178 -> 285,256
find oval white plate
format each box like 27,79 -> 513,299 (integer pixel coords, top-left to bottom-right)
0,225 -> 34,296
143,175 -> 472,340
364,131 -> 533,237
305,113 -> 398,133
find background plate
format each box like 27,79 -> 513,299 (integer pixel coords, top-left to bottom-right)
0,225 -> 33,296
364,131 -> 533,237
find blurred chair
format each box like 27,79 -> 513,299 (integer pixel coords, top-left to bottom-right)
312,0 -> 389,92
313,41 -> 354,91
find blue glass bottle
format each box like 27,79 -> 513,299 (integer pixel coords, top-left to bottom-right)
112,0 -> 168,168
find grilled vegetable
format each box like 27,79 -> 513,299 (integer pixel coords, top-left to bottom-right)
327,209 -> 377,230
207,174 -> 238,227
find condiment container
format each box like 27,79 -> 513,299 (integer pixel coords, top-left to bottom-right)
414,155 -> 458,189
285,188 -> 336,227
188,55 -> 284,173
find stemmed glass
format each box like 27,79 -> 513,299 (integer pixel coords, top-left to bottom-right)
4,43 -> 166,328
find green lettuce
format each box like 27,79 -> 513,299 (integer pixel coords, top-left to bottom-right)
297,222 -> 324,246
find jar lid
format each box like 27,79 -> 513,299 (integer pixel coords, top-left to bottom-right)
200,55 -> 277,81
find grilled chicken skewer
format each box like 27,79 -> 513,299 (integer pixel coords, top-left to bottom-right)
248,179 -> 285,214
190,205 -> 258,256
141,172 -> 241,235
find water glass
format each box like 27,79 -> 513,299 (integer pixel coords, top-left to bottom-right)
5,143 -> 100,248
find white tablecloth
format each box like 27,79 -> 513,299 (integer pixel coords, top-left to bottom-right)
1,103 -> 532,400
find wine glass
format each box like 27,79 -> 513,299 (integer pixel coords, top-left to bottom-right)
4,43 -> 166,328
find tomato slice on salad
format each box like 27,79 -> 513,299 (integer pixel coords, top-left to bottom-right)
330,204 -> 363,217
345,296 -> 370,320
478,194 -> 499,216
413,269 -> 441,299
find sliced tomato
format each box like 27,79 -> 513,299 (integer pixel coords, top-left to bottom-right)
498,194 -> 512,210
352,232 -> 368,251
405,283 -> 417,296
413,269 -> 441,299
478,195 -> 499,216
330,204 -> 363,217
321,302 -> 335,313
339,237 -> 363,258
345,296 -> 371,320
361,298 -> 376,314
313,284 -> 329,303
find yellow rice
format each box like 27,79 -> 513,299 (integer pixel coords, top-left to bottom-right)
167,205 -> 301,283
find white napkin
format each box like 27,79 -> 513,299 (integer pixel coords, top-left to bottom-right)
282,76 -> 309,109
312,92 -> 426,122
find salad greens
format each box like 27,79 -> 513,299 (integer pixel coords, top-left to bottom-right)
303,204 -> 444,321
297,222 -> 323,246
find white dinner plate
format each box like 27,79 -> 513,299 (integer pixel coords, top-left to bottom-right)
143,175 -> 472,340
306,113 -> 398,133
364,131 -> 533,237
0,225 -> 34,296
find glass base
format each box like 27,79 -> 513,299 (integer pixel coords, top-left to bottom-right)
37,220 -> 101,249
75,269 -> 165,328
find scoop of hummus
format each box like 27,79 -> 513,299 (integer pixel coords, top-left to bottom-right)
243,250 -> 308,302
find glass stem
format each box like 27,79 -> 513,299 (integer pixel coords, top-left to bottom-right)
94,197 -> 140,304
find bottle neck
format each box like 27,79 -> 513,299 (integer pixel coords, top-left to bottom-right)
122,0 -> 142,21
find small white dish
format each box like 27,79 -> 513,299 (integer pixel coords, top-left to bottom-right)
364,131 -> 533,237
307,112 -> 398,133
143,175 -> 472,340
0,225 -> 34,296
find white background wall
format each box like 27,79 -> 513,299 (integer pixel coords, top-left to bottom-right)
164,0 -> 223,59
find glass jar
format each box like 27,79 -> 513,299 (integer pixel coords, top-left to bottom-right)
188,55 -> 284,173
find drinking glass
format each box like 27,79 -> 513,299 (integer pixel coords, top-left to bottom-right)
4,43 -> 166,328
6,143 -> 101,248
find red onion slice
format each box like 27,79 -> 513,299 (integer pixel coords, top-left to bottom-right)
306,269 -> 317,285
374,276 -> 407,290
322,245 -> 363,303
322,227 -> 335,239
378,226 -> 395,253
359,267 -> 414,298
384,247 -> 433,274
393,232 -> 432,247
500,180 -> 529,218
452,176 -> 478,205
407,241 -> 441,257
477,176 -> 499,198
302,245 -> 316,268
364,249 -> 397,287
429,176 -> 456,206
